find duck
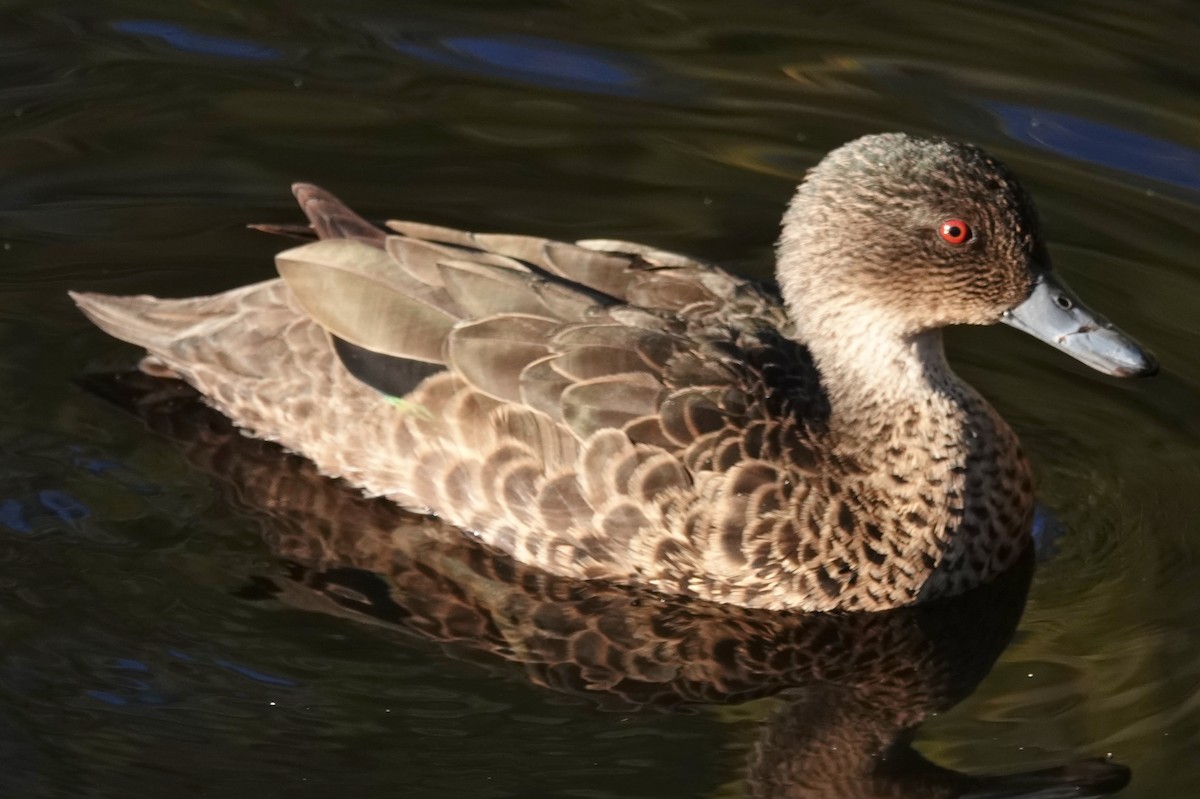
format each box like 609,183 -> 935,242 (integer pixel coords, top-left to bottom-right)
69,132 -> 1156,612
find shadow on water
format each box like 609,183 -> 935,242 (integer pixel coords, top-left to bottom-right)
81,370 -> 1131,798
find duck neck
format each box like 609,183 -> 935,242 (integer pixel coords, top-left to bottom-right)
799,314 -> 1034,604
804,321 -> 974,448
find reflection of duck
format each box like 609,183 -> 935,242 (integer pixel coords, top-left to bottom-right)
748,695 -> 1130,798
70,134 -> 1155,611
87,372 -> 1131,797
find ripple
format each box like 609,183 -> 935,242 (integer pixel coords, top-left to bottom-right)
0,0 -> 1196,796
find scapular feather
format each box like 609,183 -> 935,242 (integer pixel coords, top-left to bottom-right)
276,239 -> 456,363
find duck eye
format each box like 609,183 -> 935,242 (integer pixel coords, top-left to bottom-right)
938,219 -> 972,245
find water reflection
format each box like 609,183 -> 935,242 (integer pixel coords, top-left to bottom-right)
111,20 -> 283,62
89,371 -> 1131,798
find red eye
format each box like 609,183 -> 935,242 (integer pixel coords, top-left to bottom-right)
938,219 -> 972,245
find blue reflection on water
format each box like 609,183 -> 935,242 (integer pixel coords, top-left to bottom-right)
0,499 -> 30,534
213,658 -> 299,688
112,20 -> 283,61
82,650 -> 298,708
1031,502 -> 1064,561
390,32 -> 654,98
87,690 -> 130,706
110,19 -> 671,100
0,491 -> 88,534
69,445 -> 159,495
0,445 -> 161,537
37,490 -> 89,522
990,103 -> 1200,193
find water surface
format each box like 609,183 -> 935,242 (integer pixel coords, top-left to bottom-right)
2,1 -> 1198,796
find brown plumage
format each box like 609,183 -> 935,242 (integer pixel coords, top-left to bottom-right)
69,133 -> 1153,611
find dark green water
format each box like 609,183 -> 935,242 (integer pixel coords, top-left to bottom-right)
2,1 -> 1199,796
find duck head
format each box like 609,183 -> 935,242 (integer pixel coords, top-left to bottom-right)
777,132 -> 1157,379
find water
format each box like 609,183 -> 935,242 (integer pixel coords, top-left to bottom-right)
2,0 -> 1198,796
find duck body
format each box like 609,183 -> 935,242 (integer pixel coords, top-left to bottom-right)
71,133 -> 1154,612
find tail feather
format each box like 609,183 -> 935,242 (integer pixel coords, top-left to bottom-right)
70,290 -> 184,353
69,283 -> 271,354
